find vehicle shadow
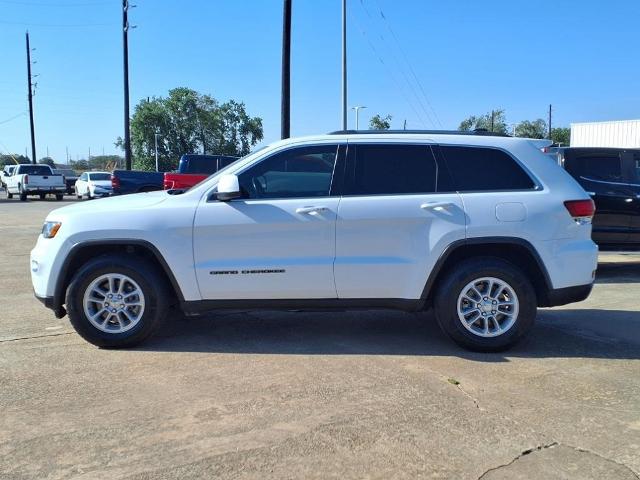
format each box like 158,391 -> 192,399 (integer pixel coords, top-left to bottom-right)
139,307 -> 640,361
596,258 -> 640,284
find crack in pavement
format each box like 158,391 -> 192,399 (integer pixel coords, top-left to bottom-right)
0,332 -> 75,343
477,442 -> 640,479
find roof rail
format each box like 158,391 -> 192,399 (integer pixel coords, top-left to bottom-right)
327,129 -> 511,137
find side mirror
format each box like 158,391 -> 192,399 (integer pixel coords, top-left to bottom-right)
215,174 -> 241,201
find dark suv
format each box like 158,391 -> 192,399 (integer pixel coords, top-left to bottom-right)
556,147 -> 640,248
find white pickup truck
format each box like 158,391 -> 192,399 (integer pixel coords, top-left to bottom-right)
4,164 -> 67,201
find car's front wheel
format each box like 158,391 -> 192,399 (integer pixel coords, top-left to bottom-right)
65,255 -> 170,348
434,257 -> 537,352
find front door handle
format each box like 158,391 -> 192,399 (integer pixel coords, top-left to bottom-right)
296,206 -> 328,215
420,202 -> 455,211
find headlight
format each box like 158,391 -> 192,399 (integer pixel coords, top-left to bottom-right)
42,221 -> 62,239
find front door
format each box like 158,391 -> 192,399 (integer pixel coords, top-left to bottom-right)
193,144 -> 344,300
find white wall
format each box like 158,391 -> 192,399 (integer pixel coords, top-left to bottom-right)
570,120 -> 640,148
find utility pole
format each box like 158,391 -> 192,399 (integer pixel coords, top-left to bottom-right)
66,146 -> 69,163
490,110 -> 496,132
122,0 -> 132,170
548,104 -> 552,139
403,119 -> 407,130
26,32 -> 36,164
341,0 -> 347,131
281,0 -> 292,139
351,106 -> 366,130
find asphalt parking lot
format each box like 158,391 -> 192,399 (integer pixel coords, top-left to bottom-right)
1,197 -> 639,480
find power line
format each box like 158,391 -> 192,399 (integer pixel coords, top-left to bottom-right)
0,20 -> 116,27
356,0 -> 436,128
0,112 -> 26,126
0,0 -> 111,6
372,0 -> 443,128
349,10 -> 428,128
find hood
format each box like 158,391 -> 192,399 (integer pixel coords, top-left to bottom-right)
47,190 -> 169,218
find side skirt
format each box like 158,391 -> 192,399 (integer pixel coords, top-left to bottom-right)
181,298 -> 426,316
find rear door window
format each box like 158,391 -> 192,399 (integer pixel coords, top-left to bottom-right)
439,146 -> 535,191
565,154 -> 624,183
344,144 -> 440,195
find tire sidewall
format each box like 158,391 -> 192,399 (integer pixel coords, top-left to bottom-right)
66,256 -> 168,348
434,257 -> 537,352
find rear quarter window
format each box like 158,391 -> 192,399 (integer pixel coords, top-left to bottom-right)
440,146 -> 535,191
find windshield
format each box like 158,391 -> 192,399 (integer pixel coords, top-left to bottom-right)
89,173 -> 111,181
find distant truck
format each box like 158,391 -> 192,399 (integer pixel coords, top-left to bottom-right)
163,154 -> 239,190
111,169 -> 164,195
53,168 -> 78,195
3,164 -> 66,201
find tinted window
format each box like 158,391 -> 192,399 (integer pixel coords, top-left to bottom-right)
441,146 -> 535,191
19,165 -> 52,175
89,173 -> 111,181
238,145 -> 337,199
347,144 -> 438,195
633,152 -> 640,183
182,155 -> 239,175
565,154 -> 623,182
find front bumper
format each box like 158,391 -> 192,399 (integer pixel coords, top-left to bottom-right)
34,293 -> 67,318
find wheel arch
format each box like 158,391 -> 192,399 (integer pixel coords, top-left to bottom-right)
53,240 -> 184,316
421,237 -> 553,307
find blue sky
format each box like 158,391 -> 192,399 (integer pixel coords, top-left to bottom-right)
1,0 -> 639,162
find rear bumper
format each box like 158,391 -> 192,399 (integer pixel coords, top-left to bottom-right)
540,283 -> 593,307
24,186 -> 67,193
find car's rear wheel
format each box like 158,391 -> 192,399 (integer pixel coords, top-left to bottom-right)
434,257 -> 536,352
55,194 -> 63,201
6,189 -> 13,199
39,193 -> 46,200
66,255 -> 170,348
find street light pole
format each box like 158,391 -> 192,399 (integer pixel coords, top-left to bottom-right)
351,106 -> 366,130
341,0 -> 347,131
154,131 -> 160,172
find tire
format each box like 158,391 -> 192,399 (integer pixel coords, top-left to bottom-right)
65,255 -> 171,348
19,189 -> 27,201
6,189 -> 12,199
39,193 -> 46,200
55,194 -> 63,201
433,257 -> 537,352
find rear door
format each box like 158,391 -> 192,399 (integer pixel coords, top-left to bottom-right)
564,149 -> 633,245
334,142 -> 465,299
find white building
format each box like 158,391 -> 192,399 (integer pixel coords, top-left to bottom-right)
570,120 -> 640,148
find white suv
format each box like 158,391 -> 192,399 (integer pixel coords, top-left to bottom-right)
30,132 -> 598,351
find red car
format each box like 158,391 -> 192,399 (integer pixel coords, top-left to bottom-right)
163,154 -> 239,190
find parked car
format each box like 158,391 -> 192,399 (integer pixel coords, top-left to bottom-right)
31,131 -> 597,352
1,165 -> 16,190
74,171 -> 113,199
163,154 -> 239,190
111,169 -> 164,195
4,164 -> 66,201
53,168 -> 78,195
548,147 -> 640,248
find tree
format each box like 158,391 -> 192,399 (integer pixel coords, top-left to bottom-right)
38,157 -> 56,167
0,154 -> 31,167
117,87 -> 263,171
458,109 -> 508,134
514,119 -> 547,139
369,114 -> 392,130
551,127 -> 570,146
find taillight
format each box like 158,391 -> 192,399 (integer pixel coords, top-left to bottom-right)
111,174 -> 120,189
564,199 -> 595,218
24,174 -> 29,184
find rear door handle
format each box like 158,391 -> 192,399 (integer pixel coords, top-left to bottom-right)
296,206 -> 328,215
420,202 -> 455,211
